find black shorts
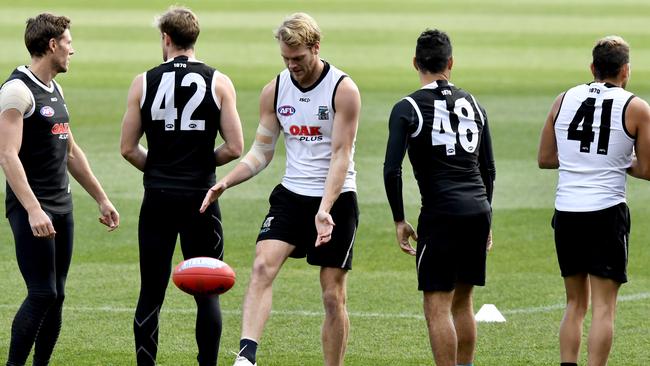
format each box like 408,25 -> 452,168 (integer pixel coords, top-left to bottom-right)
552,202 -> 630,283
416,211 -> 491,292
256,184 -> 359,270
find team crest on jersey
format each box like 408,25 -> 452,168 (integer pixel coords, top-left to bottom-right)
40,106 -> 55,117
278,105 -> 296,116
318,106 -> 329,120
260,216 -> 274,233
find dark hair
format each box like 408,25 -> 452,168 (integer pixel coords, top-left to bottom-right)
592,36 -> 629,80
156,6 -> 200,50
24,13 -> 71,57
415,29 -> 452,74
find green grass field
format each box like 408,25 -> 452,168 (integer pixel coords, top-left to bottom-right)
1,0 -> 650,365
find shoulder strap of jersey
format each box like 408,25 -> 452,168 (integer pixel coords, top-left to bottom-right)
273,74 -> 281,113
403,96 -> 423,137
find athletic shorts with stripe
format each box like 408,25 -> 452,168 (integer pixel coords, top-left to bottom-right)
552,202 -> 630,283
416,211 -> 491,292
257,184 -> 359,270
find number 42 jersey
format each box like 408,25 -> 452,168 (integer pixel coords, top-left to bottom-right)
140,55 -> 221,190
554,82 -> 635,212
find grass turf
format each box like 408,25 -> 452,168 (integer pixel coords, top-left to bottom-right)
1,0 -> 650,365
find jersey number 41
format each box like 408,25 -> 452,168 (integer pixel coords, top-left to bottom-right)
567,97 -> 613,155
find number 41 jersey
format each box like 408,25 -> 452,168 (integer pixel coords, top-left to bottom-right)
140,55 -> 221,190
554,82 -> 635,212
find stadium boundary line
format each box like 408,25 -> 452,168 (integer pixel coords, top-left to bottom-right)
0,292 -> 648,319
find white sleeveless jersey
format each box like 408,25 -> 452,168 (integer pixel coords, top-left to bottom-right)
275,62 -> 357,197
555,82 -> 635,211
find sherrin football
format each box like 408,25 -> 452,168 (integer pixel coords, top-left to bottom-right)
172,257 -> 236,296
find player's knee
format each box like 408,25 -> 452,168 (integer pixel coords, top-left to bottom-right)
451,294 -> 473,313
27,287 -> 59,307
322,288 -> 346,315
591,301 -> 616,320
250,257 -> 277,284
566,298 -> 589,317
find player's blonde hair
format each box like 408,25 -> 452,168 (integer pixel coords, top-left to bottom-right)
592,35 -> 629,80
156,6 -> 200,50
274,12 -> 320,48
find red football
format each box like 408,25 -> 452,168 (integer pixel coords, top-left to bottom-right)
172,257 -> 236,296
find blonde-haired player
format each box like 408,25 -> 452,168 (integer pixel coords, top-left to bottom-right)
201,12 -> 361,366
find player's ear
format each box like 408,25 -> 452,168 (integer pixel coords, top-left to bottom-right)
447,56 -> 454,71
161,32 -> 171,47
590,63 -> 596,78
311,42 -> 320,55
48,38 -> 57,54
622,62 -> 631,80
412,57 -> 419,72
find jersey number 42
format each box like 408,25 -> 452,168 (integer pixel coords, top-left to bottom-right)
150,71 -> 206,131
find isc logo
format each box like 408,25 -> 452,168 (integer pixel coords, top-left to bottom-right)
278,105 -> 296,116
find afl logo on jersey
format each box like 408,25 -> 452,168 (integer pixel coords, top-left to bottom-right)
40,106 -> 55,117
278,105 -> 296,116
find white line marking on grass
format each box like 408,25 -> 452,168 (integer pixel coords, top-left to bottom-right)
0,292 -> 648,319
502,292 -> 650,315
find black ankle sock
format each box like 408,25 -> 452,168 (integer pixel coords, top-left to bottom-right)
561,363 -> 578,366
239,338 -> 258,363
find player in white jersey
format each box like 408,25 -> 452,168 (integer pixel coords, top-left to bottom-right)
538,36 -> 650,366
201,13 -> 361,366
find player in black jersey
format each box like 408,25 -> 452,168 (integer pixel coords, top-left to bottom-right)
383,29 -> 495,366
0,13 -> 120,366
120,6 -> 243,366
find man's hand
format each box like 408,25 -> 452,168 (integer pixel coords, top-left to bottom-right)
395,220 -> 417,256
486,230 -> 493,252
98,200 -> 119,231
28,207 -> 56,239
315,210 -> 335,247
200,180 -> 227,213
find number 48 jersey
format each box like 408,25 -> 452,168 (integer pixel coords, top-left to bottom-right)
554,82 -> 635,212
140,55 -> 221,190
384,80 -> 495,219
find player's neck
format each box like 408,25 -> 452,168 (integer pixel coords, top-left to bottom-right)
298,59 -> 325,88
28,58 -> 56,86
419,70 -> 450,86
595,78 -> 623,88
166,48 -> 195,61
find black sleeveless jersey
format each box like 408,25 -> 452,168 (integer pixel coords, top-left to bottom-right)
3,66 -> 72,215
140,56 -> 221,190
384,80 -> 495,219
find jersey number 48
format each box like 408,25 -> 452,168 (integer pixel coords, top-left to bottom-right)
431,97 -> 481,156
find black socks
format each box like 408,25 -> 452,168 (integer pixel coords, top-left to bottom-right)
239,338 -> 258,364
